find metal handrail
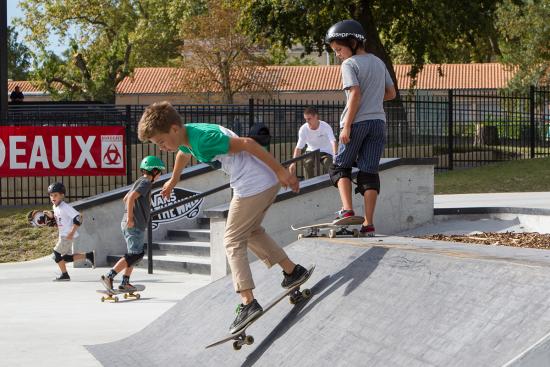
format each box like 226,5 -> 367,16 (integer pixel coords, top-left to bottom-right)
145,149 -> 322,273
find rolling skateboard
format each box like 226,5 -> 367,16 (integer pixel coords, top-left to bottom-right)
96,284 -> 145,302
291,216 -> 364,239
205,264 -> 316,351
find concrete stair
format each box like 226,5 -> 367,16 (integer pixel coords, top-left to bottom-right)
107,217 -> 212,275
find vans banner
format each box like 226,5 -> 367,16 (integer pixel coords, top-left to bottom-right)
0,126 -> 126,177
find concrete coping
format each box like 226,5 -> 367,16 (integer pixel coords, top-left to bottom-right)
435,207 -> 550,216
204,157 -> 438,219
72,163 -> 214,211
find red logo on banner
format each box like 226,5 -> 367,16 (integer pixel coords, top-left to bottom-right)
0,126 -> 126,177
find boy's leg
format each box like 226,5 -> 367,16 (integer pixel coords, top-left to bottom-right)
332,129 -> 364,215
321,154 -> 333,174
355,120 -> 385,234
52,238 -> 73,281
303,156 -> 314,179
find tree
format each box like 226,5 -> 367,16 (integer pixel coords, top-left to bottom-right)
236,0 -> 501,91
496,0 -> 550,90
16,0 -> 199,102
179,1 -> 275,104
8,26 -> 31,80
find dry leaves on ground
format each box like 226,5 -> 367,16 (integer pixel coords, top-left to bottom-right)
419,232 -> 550,249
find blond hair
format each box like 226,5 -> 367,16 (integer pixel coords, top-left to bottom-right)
137,101 -> 182,142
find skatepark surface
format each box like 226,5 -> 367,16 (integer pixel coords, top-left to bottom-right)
87,235 -> 550,367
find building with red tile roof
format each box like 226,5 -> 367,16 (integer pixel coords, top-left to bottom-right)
115,63 -> 517,105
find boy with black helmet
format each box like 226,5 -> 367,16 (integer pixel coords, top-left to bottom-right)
101,156 -> 165,291
48,182 -> 95,281
326,19 -> 396,236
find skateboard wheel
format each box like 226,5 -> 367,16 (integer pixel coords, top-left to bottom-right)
136,293 -> 141,299
114,296 -> 119,303
245,335 -> 254,345
302,289 -> 312,298
233,341 -> 242,351
101,297 -> 105,302
289,296 -> 297,305
328,229 -> 336,238
124,293 -> 128,299
352,229 -> 359,237
298,234 -> 304,240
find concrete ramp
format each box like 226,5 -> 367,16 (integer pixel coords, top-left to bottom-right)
87,237 -> 550,366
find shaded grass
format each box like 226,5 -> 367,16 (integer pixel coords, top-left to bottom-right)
435,157 -> 550,194
0,207 -> 57,263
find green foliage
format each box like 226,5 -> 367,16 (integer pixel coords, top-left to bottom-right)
236,0 -> 502,89
16,0 -> 200,102
7,26 -> 31,80
496,0 -> 550,90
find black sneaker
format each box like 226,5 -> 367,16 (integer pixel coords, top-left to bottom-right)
229,299 -> 263,334
101,275 -> 114,291
281,264 -> 309,289
87,250 -> 96,269
53,273 -> 70,281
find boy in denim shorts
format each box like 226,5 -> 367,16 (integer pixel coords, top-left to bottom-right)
101,156 -> 165,291
326,20 -> 396,236
49,182 -> 95,281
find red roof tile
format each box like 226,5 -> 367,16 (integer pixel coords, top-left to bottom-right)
8,80 -> 47,93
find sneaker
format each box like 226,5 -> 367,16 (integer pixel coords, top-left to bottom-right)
335,209 -> 355,220
360,224 -> 375,237
281,264 -> 310,289
118,283 -> 137,291
87,250 -> 96,269
101,275 -> 114,291
53,273 -> 70,281
229,299 -> 263,334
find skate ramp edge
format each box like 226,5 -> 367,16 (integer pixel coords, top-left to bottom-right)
86,237 -> 550,367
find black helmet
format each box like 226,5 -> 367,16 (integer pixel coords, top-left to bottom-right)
48,182 -> 66,195
325,19 -> 366,44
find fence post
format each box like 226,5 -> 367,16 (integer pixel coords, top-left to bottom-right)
530,85 -> 536,159
448,89 -> 454,170
147,218 -> 153,274
248,98 -> 254,128
125,105 -> 133,185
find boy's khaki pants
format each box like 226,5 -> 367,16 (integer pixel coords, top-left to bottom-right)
224,183 -> 288,292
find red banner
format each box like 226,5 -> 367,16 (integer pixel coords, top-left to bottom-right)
0,126 -> 126,177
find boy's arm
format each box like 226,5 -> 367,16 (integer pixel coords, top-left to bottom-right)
229,137 -> 299,192
66,213 -> 82,240
340,86 -> 361,144
125,191 -> 141,228
161,150 -> 192,199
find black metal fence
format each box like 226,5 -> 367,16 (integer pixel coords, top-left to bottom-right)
1,86 -> 549,205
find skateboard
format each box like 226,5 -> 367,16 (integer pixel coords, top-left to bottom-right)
291,216 -> 364,239
205,264 -> 316,351
96,284 -> 145,302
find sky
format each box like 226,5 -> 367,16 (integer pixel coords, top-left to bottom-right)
8,0 -> 65,56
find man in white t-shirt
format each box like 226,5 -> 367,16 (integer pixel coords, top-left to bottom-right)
289,106 -> 337,179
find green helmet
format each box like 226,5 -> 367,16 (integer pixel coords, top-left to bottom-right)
140,156 -> 166,172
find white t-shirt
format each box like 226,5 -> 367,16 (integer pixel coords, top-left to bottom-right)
53,201 -> 80,239
216,126 -> 278,198
296,121 -> 336,156
178,123 -> 278,198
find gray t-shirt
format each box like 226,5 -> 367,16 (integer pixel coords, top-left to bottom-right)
340,54 -> 394,127
122,176 -> 153,230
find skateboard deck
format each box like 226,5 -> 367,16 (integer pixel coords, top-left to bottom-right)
205,264 -> 316,350
96,284 -> 145,302
291,216 -> 364,238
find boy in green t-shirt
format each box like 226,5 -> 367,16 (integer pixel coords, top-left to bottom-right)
138,101 -> 312,334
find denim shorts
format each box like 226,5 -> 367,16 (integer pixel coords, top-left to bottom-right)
121,223 -> 145,254
334,119 -> 386,173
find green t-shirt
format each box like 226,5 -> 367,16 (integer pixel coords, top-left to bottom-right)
178,123 -> 230,162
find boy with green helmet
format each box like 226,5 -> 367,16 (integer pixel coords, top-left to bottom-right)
101,156 -> 165,291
